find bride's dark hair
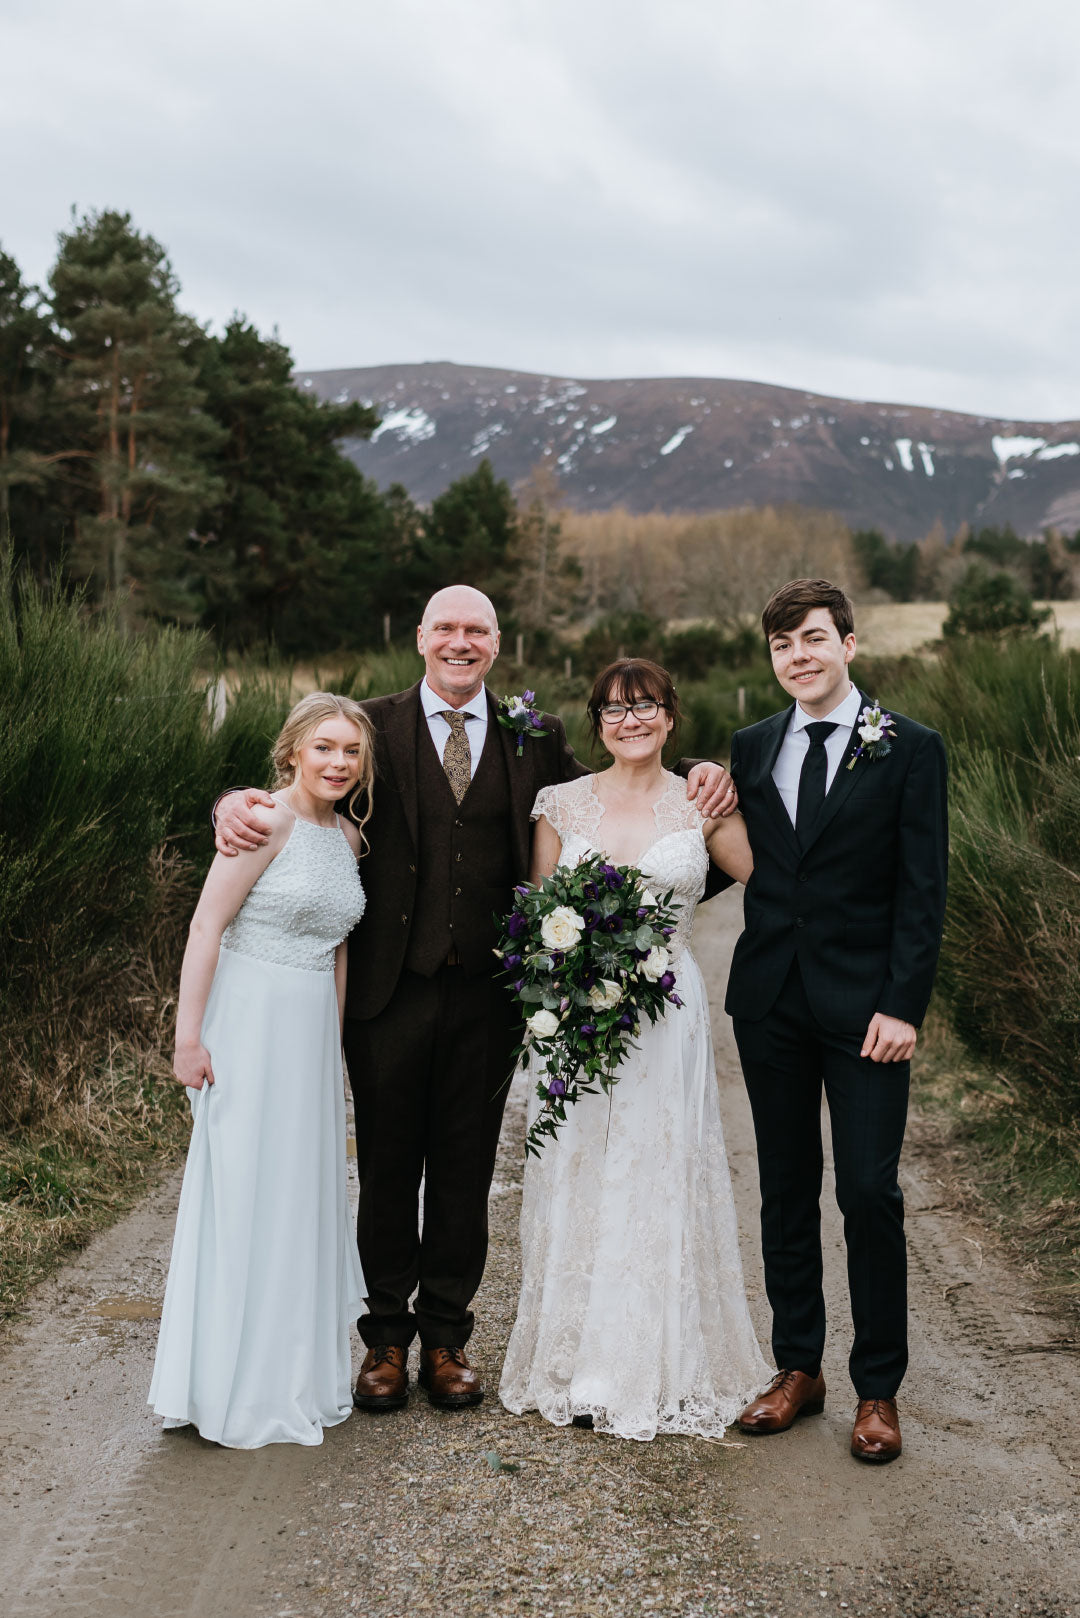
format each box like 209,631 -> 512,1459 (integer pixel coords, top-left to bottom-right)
586,658 -> 680,754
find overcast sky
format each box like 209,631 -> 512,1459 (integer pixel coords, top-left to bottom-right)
3,0 -> 1079,421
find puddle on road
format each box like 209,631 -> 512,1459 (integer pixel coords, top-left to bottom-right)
89,1298 -> 161,1321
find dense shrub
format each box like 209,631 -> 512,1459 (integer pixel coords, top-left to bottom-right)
894,638 -> 1080,1119
942,563 -> 1052,639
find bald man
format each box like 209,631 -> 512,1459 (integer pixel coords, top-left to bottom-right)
214,586 -> 734,1411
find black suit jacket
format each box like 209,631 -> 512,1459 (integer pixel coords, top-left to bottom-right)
725,692 -> 948,1033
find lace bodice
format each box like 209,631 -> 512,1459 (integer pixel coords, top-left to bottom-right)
221,814 -> 366,973
532,773 -> 708,959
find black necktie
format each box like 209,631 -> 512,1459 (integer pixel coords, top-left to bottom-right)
795,721 -> 838,842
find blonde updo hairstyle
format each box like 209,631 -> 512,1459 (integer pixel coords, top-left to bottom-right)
271,692 -> 375,851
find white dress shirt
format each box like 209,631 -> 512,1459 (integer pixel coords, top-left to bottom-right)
419,677 -> 490,774
771,682 -> 863,827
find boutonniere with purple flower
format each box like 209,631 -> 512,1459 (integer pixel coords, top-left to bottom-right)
846,702 -> 897,770
496,690 -> 548,757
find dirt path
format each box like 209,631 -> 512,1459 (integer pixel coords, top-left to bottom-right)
2,892 -> 1077,1618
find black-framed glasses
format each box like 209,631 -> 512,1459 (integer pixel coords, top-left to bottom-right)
598,700 -> 662,723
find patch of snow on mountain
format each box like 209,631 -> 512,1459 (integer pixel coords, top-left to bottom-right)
1007,468 -> 1026,479
591,416 -> 617,436
660,425 -> 694,456
504,385 -> 518,394
470,422 -> 506,457
371,406 -> 436,445
1036,442 -> 1080,460
301,378 -> 313,389
860,436 -> 870,446
895,439 -> 915,472
335,389 -> 350,403
724,458 -> 734,468
992,434 -> 1046,465
884,457 -> 895,470
917,443 -> 935,477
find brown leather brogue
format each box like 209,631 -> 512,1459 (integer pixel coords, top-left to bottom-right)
737,1369 -> 827,1434
851,1397 -> 902,1463
418,1346 -> 484,1409
353,1345 -> 408,1411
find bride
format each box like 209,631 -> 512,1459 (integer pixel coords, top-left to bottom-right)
499,658 -> 771,1440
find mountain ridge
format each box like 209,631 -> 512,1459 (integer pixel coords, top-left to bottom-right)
296,361 -> 1080,541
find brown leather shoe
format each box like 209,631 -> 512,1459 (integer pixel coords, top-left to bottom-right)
737,1369 -> 827,1434
353,1345 -> 408,1411
418,1346 -> 484,1409
851,1397 -> 902,1463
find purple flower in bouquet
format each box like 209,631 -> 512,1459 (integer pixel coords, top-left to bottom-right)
504,952 -> 522,969
580,1023 -> 597,1039
669,993 -> 684,1008
507,911 -> 528,939
659,971 -> 676,991
547,1078 -> 567,1098
599,863 -> 625,890
603,915 -> 623,934
617,1011 -> 634,1029
583,881 -> 599,900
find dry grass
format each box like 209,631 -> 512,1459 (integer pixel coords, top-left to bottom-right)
911,1012 -> 1080,1320
855,600 -> 1080,657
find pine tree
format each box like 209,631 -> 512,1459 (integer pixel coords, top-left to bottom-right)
0,247 -> 56,561
418,458 -> 518,599
194,316 -> 398,651
48,209 -> 222,621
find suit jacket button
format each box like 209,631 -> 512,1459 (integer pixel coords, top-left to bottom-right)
408,863 -> 416,874
454,819 -> 463,828
795,916 -> 805,927
401,913 -> 408,924
797,873 -> 808,882
455,886 -> 462,897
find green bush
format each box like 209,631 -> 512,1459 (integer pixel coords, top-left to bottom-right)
0,552 -> 292,1125
894,638 -> 1080,1120
943,563 -> 1052,639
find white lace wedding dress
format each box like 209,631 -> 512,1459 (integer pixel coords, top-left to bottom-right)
149,813 -> 367,1448
499,773 -> 771,1441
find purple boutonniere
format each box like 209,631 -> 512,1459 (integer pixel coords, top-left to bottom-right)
847,702 -> 898,770
496,690 -> 548,757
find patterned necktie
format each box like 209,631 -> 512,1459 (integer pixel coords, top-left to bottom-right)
795,721 -> 838,842
439,710 -> 472,804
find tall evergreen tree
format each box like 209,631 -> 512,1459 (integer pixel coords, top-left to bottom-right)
0,247 -> 56,562
418,458 -> 518,599
194,316 -> 408,651
49,210 -> 222,620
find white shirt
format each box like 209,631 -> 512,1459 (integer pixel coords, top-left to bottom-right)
771,682 -> 863,827
419,677 -> 489,775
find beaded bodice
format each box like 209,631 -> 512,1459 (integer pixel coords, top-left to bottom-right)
531,773 -> 708,960
220,814 -> 366,973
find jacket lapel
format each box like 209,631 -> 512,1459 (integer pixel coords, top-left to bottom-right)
798,688 -> 880,853
487,688 -> 533,876
383,683 -> 422,851
750,706 -> 802,862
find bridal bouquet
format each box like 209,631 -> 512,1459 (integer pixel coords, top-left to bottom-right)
496,853 -> 684,1156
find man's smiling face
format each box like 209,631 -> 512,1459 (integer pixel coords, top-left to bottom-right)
768,606 -> 856,718
417,585 -> 500,707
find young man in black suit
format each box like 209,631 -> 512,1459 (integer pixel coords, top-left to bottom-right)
726,578 -> 948,1463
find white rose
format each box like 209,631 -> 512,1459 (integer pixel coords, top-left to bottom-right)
639,887 -> 658,908
540,905 -> 586,951
858,723 -> 883,744
587,978 -> 622,1011
640,945 -> 670,982
526,1008 -> 561,1038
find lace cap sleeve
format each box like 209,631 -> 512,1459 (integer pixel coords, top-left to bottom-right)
531,783 -> 564,837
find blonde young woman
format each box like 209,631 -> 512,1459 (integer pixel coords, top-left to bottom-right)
150,694 -> 372,1448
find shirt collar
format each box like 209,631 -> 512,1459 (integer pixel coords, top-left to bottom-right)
420,677 -> 489,723
791,681 -> 862,734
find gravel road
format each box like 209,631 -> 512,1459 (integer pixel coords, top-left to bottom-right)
1,890 -> 1077,1618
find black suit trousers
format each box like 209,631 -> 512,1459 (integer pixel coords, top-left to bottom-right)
733,961 -> 909,1397
343,967 -> 519,1350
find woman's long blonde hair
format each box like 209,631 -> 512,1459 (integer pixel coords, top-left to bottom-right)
271,692 -> 375,851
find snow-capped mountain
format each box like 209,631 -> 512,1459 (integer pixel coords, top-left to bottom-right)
297,362 -> 1080,540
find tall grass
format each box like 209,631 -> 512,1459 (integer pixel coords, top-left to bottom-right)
0,554 -> 292,1126
892,638 -> 1080,1119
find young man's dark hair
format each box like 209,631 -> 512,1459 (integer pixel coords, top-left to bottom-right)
761,579 -> 855,642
